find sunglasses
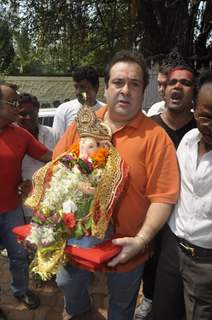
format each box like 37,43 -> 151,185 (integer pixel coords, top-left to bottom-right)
0,100 -> 20,108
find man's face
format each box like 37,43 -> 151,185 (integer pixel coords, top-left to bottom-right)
17,102 -> 39,133
105,61 -> 144,122
0,85 -> 19,124
194,82 -> 212,148
74,79 -> 98,106
157,73 -> 167,99
165,69 -> 194,113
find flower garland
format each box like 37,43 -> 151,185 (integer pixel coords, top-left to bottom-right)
25,144 -> 110,279
27,144 -> 109,244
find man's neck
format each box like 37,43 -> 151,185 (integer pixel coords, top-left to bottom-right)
103,111 -> 128,134
161,109 -> 194,131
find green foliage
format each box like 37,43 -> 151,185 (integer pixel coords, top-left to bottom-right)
2,0 -> 212,74
0,19 -> 15,72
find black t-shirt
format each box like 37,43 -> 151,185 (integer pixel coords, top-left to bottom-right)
151,114 -> 197,149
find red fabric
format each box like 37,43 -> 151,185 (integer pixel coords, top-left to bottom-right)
13,224 -> 121,271
65,240 -> 121,264
0,124 -> 48,212
13,224 -> 32,241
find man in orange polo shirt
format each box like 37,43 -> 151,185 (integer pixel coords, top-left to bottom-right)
53,50 -> 180,320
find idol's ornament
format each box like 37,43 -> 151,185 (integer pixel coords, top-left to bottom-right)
15,93 -> 128,280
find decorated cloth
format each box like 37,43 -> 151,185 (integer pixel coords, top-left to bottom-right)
24,140 -> 128,280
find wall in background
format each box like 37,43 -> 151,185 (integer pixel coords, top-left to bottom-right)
6,68 -> 159,112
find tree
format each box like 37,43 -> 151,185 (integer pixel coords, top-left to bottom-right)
0,19 -> 14,72
132,0 -> 212,66
2,0 -> 212,74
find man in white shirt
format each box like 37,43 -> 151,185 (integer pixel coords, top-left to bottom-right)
147,65 -> 170,116
152,70 -> 212,320
53,66 -> 104,141
17,93 -> 56,221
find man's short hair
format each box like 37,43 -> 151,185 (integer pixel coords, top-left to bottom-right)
158,64 -> 173,76
194,69 -> 212,104
72,66 -> 99,88
0,81 -> 18,92
196,70 -> 212,91
18,93 -> 40,110
104,50 -> 149,90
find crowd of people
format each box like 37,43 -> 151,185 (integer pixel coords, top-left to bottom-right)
0,51 -> 211,320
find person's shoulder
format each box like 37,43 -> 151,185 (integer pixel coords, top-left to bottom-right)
9,124 -> 34,142
147,101 -> 166,117
141,115 -> 174,149
55,99 -> 80,112
142,113 -> 163,129
10,123 -> 28,135
95,105 -> 107,118
39,124 -> 54,135
179,128 -> 199,145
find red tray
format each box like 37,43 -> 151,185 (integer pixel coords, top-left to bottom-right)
13,225 -> 121,270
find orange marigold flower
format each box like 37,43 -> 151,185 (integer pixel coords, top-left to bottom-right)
68,143 -> 80,157
91,147 -> 109,168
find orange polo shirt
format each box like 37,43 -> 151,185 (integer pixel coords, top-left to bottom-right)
53,106 -> 179,272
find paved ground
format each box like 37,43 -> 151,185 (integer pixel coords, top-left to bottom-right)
0,254 -> 108,320
0,254 -> 143,320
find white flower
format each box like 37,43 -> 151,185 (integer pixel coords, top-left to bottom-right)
63,200 -> 77,213
27,224 -> 55,246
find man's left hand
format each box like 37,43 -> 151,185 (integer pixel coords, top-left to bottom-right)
107,236 -> 145,267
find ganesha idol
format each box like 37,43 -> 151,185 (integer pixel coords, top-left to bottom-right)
14,94 -> 128,280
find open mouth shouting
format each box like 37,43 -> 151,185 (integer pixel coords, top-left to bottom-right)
170,91 -> 183,104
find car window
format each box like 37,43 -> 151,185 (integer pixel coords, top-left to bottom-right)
38,108 -> 56,127
38,115 -> 54,127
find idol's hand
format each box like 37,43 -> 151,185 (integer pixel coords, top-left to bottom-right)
78,181 -> 95,195
107,236 -> 146,267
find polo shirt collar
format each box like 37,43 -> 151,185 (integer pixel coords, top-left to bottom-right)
96,105 -> 144,130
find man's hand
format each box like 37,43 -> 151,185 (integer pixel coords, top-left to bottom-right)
107,236 -> 146,267
18,179 -> 32,197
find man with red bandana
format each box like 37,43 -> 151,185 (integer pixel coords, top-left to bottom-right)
151,65 -> 197,148
152,70 -> 212,319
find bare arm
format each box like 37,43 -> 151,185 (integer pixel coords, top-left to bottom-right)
39,150 -> 52,163
107,202 -> 173,267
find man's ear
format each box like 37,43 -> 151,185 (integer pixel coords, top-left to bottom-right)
193,107 -> 198,120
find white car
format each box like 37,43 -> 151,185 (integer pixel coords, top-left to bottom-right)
38,108 -> 56,127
